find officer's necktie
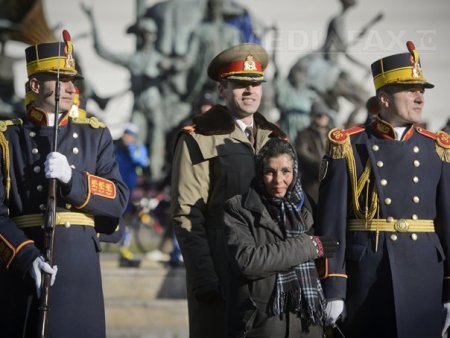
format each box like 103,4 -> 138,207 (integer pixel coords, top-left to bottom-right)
245,126 -> 255,147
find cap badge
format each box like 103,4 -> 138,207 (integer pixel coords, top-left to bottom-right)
244,55 -> 257,71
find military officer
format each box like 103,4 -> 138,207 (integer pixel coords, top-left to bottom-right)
316,41 -> 450,338
170,43 -> 286,338
0,31 -> 128,337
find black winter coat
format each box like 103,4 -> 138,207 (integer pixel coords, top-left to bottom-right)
223,187 -> 320,337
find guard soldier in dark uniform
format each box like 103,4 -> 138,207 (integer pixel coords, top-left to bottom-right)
0,31 -> 128,337
316,41 -> 450,338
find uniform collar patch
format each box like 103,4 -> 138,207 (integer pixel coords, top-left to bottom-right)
371,117 -> 414,141
27,105 -> 69,127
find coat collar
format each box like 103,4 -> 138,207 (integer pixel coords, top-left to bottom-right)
26,105 -> 69,127
193,104 -> 286,139
370,116 -> 414,141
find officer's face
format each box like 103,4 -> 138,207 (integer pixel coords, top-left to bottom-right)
219,80 -> 262,118
30,74 -> 77,113
263,154 -> 294,198
379,84 -> 425,126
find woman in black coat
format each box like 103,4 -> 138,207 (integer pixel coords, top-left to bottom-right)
224,138 -> 338,338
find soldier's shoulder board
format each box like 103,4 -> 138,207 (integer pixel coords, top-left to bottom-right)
418,128 -> 450,162
0,119 -> 23,132
416,127 -> 450,149
328,126 -> 364,144
416,127 -> 438,140
182,124 -> 196,134
71,116 -> 106,129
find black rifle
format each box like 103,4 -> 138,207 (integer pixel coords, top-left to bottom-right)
36,30 -> 66,338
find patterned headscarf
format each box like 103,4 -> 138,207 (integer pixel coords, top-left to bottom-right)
253,138 -> 325,325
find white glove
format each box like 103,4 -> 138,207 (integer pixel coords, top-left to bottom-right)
45,152 -> 72,184
325,299 -> 346,326
30,256 -> 58,298
442,302 -> 450,336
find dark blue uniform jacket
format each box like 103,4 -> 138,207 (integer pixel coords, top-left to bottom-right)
316,118 -> 450,338
0,108 -> 128,338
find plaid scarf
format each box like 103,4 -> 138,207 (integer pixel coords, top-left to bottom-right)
253,140 -> 325,325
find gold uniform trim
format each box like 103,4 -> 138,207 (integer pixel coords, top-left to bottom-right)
327,273 -> 348,279
13,212 -> 95,228
373,67 -> 427,90
26,57 -> 78,77
348,219 -> 434,233
71,116 -> 106,128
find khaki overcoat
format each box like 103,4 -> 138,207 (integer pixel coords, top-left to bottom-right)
171,105 -> 286,338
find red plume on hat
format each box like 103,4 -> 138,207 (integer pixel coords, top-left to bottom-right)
62,29 -> 75,69
406,40 -> 419,64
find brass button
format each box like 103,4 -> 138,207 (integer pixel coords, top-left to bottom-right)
390,234 -> 398,241
32,148 -> 39,155
384,198 -> 392,205
33,166 -> 41,173
413,176 -> 419,183
66,203 -> 72,209
387,216 -> 394,222
377,161 -> 384,168
36,185 -> 43,192
39,204 -> 45,211
413,146 -> 420,153
70,165 -> 76,169
412,214 -> 418,220
380,179 -> 388,186
413,160 -> 420,167
372,145 -> 379,151
64,221 -> 71,229
411,233 -> 418,241
73,132 -> 79,139
29,131 -> 36,137
72,147 -> 79,155
413,196 -> 420,203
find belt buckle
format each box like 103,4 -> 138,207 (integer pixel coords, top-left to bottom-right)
394,219 -> 409,232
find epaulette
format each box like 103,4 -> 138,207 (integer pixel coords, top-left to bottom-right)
182,124 -> 196,134
417,127 -> 450,162
0,119 -> 23,132
328,126 -> 365,144
327,127 -> 364,159
71,116 -> 105,129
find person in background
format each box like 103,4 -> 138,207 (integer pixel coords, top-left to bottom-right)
114,122 -> 149,267
362,95 -> 380,126
170,43 -> 286,338
316,41 -> 450,338
224,138 -> 338,337
295,101 -> 333,205
0,31 -> 128,337
441,118 -> 450,134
